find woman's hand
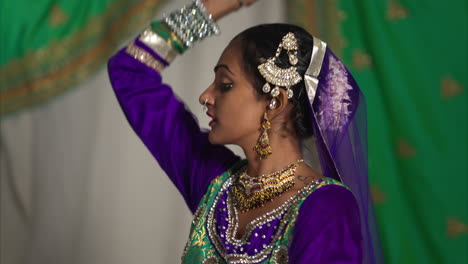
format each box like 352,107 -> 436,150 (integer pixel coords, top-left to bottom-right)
202,0 -> 258,21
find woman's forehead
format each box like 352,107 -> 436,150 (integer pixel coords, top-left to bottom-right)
216,42 -> 243,73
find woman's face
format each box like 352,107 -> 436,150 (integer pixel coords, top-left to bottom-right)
199,41 -> 266,146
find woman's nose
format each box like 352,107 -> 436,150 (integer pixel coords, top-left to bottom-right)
199,85 -> 214,106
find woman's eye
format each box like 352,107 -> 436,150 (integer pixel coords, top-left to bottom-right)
218,82 -> 233,92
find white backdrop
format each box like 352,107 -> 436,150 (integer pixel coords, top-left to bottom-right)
0,1 -> 286,263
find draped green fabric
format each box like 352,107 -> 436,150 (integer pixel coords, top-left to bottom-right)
288,0 -> 467,263
0,0 -> 167,118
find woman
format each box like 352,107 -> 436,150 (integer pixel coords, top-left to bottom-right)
108,0 -> 382,263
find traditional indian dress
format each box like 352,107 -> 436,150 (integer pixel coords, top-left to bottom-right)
107,4 -> 382,263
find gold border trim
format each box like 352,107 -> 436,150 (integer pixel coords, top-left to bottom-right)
125,41 -> 166,72
317,0 -> 346,57
0,0 -> 167,117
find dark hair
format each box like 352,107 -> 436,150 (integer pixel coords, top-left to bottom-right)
233,23 -> 314,138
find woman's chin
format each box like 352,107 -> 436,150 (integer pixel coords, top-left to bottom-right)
208,130 -> 219,145
208,129 -> 227,145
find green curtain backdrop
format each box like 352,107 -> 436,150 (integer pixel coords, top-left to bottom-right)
288,0 -> 467,263
0,0 -> 167,118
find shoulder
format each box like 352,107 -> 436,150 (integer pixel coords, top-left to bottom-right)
297,178 -> 360,222
290,178 -> 361,243
288,179 -> 363,263
307,177 -> 356,204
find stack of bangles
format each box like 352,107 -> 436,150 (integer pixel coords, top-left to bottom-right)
125,0 -> 221,72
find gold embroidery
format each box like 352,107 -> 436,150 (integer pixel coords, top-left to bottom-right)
226,181 -> 311,245
202,256 -> 220,264
323,0 -> 347,56
0,0 -> 166,117
352,50 -> 372,71
49,5 -> 68,27
371,185 -> 387,204
288,0 -> 346,57
183,168 -> 345,263
272,246 -> 289,264
397,138 -> 416,157
441,76 -> 464,99
286,0 -> 316,35
447,217 -> 468,238
207,175 -> 324,264
305,0 -> 317,35
0,0 -> 156,81
192,234 -> 205,248
387,0 -> 409,21
192,226 -> 206,247
182,174 -> 226,263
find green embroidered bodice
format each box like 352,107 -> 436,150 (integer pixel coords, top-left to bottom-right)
182,161 -> 344,264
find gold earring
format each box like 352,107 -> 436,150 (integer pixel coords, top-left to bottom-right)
253,112 -> 272,159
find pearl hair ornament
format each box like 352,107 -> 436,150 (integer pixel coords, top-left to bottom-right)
258,32 -> 303,109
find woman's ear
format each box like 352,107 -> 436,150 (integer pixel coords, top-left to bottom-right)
267,89 -> 290,118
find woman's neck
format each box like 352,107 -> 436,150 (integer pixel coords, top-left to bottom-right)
240,132 -> 302,177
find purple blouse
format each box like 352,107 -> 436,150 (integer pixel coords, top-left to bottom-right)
108,44 -> 363,263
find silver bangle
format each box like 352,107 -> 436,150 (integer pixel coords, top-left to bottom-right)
125,41 -> 166,72
139,27 -> 177,63
163,0 -> 220,48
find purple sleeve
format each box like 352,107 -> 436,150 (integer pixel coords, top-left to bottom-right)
107,48 -> 240,213
289,185 -> 363,263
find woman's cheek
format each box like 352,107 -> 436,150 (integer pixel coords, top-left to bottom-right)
208,119 -> 230,144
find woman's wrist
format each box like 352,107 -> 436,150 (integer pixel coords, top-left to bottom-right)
163,0 -> 220,48
123,0 -> 256,72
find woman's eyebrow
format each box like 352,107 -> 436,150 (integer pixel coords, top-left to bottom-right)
213,64 -> 234,75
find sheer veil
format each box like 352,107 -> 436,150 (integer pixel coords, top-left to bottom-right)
301,37 -> 384,264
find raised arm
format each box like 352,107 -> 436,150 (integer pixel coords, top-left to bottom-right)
107,0 -> 257,213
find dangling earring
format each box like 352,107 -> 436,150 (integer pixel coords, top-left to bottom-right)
269,98 -> 278,109
253,112 -> 272,159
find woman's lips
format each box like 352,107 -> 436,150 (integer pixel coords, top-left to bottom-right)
207,112 -> 217,127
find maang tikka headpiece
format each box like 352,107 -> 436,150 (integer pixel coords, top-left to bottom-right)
258,32 -> 302,109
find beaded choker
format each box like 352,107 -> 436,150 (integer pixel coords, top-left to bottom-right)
232,159 -> 304,212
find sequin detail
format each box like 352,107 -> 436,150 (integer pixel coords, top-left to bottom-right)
182,160 -> 347,264
271,246 -> 289,264
206,168 -> 323,263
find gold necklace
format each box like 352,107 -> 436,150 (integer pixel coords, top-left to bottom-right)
231,159 -> 304,212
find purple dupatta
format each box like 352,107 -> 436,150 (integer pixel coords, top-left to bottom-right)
302,37 -> 384,264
